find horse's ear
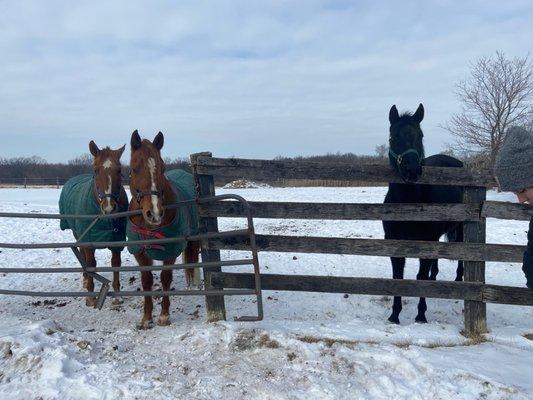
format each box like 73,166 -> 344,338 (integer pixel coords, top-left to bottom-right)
153,131 -> 164,151
389,105 -> 399,125
412,103 -> 424,124
89,140 -> 100,157
116,144 -> 126,158
131,130 -> 142,150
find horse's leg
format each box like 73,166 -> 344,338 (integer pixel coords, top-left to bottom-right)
82,248 -> 97,307
455,260 -> 464,282
111,250 -> 123,305
388,257 -> 405,324
135,253 -> 154,330
159,257 -> 176,326
184,240 -> 201,288
452,224 -> 464,281
429,259 -> 439,280
415,258 -> 434,323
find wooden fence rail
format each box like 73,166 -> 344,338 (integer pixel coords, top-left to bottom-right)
211,273 -> 533,307
207,234 -> 526,263
191,154 -> 531,338
200,200 -> 533,222
196,157 -> 496,187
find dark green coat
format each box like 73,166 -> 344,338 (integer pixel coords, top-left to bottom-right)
524,217 -> 533,289
126,169 -> 199,261
59,174 -> 127,249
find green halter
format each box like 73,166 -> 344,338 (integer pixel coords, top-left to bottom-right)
388,148 -> 422,166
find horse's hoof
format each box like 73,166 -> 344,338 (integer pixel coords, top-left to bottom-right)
158,315 -> 171,326
454,277 -> 463,282
415,315 -> 428,323
85,297 -> 97,307
112,297 -> 124,306
388,316 -> 400,325
136,319 -> 154,330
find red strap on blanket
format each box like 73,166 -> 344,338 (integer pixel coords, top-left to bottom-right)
131,225 -> 166,251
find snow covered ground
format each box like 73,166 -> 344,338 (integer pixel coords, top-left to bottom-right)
0,186 -> 531,399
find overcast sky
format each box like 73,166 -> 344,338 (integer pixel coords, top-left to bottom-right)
0,1 -> 532,162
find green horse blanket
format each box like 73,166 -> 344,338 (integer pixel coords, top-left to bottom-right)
59,174 -> 127,248
126,169 -> 199,260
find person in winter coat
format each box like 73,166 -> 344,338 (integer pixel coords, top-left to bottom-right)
494,126 -> 533,289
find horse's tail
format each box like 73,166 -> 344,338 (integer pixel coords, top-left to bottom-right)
184,240 -> 202,287
446,223 -> 464,281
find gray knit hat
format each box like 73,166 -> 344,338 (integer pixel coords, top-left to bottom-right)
494,126 -> 533,191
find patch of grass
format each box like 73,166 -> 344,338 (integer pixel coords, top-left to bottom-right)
393,340 -> 411,349
296,335 -> 377,348
523,333 -> 533,341
232,330 -> 280,351
460,330 -> 491,346
296,334 -> 491,350
258,333 -> 280,349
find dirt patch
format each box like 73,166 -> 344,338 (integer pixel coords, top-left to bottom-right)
523,333 -> 533,341
231,330 -> 281,351
30,299 -> 67,308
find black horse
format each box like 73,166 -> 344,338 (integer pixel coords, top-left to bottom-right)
383,103 -> 464,324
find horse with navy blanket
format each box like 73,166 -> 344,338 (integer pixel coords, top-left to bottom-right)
383,104 -> 464,324
127,130 -> 200,329
59,142 -> 128,307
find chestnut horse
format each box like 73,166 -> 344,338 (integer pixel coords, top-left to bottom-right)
127,130 -> 200,329
59,142 -> 128,306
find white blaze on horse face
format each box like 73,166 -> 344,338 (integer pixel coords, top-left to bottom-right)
147,157 -> 161,222
103,159 -> 113,169
102,174 -> 114,214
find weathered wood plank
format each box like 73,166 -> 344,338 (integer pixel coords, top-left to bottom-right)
199,201 -> 481,221
207,234 -> 526,262
191,152 -> 226,322
211,272 -> 533,306
482,284 -> 533,306
211,272 -> 483,301
482,201 -> 533,221
463,187 -> 487,336
194,157 -> 495,187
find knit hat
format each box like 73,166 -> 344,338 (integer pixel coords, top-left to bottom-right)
494,126 -> 533,192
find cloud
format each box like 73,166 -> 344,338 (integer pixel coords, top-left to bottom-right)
0,0 -> 532,161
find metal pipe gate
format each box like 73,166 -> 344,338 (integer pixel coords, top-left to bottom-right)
0,194 -> 263,321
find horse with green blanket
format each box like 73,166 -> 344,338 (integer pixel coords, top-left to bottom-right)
59,142 -> 128,306
127,130 -> 200,329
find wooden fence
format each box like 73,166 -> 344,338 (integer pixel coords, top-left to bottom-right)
191,153 -> 533,336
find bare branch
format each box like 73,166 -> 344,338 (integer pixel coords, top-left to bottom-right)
443,52 -> 533,164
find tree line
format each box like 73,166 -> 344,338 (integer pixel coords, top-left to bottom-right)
0,155 -> 190,184
2,52 -> 531,184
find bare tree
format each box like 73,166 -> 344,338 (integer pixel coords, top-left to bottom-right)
375,144 -> 388,159
68,153 -> 93,166
443,51 -> 533,165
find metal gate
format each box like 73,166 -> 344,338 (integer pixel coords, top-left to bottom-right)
0,194 -> 263,321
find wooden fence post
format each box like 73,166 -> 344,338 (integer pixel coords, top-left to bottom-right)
463,186 -> 487,336
190,152 -> 227,322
